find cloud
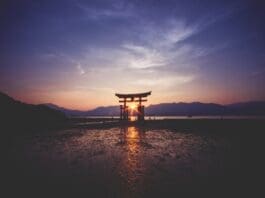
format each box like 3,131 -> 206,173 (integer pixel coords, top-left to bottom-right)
153,20 -> 199,47
132,75 -> 194,87
117,20 -> 201,70
122,43 -> 167,69
77,1 -> 136,20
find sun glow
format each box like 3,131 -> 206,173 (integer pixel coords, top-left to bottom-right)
129,103 -> 137,111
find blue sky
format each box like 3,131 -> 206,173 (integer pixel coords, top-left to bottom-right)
0,0 -> 265,109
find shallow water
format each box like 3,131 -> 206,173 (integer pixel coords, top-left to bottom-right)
77,115 -> 265,120
10,126 -> 236,197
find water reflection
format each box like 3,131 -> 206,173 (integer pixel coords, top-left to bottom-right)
118,126 -> 147,195
118,126 -> 146,145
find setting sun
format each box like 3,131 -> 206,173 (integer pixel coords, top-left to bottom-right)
129,103 -> 137,111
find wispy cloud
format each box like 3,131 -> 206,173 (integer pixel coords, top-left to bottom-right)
117,20 -> 200,70
77,1 -> 136,20
122,43 -> 167,69
132,75 -> 194,87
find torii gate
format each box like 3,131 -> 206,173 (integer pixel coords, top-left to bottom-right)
115,91 -> 151,121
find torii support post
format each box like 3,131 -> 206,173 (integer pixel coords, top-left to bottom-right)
137,105 -> 145,121
119,105 -> 123,120
115,91 -> 151,121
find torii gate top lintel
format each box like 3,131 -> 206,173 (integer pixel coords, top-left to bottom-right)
115,91 -> 151,99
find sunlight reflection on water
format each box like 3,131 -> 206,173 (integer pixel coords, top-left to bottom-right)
118,127 -> 146,193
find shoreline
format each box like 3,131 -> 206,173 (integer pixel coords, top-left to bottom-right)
68,117 -> 265,130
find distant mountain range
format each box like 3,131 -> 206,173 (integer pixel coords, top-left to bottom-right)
1,91 -> 264,120
44,101 -> 265,117
44,103 -> 120,116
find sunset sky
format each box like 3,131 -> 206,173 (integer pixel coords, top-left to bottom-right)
1,0 -> 265,110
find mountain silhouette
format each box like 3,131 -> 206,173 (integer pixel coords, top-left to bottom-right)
44,103 -> 120,116
2,91 -> 264,119
0,92 -> 67,131
44,101 -> 265,116
146,102 -> 225,116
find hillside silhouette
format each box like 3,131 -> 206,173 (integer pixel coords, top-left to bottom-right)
0,92 -> 67,131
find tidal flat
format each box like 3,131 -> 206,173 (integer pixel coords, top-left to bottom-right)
4,119 -> 264,197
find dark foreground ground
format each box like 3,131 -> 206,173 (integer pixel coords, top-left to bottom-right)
3,119 -> 265,198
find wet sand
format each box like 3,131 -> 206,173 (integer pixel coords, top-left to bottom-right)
4,119 -> 264,197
